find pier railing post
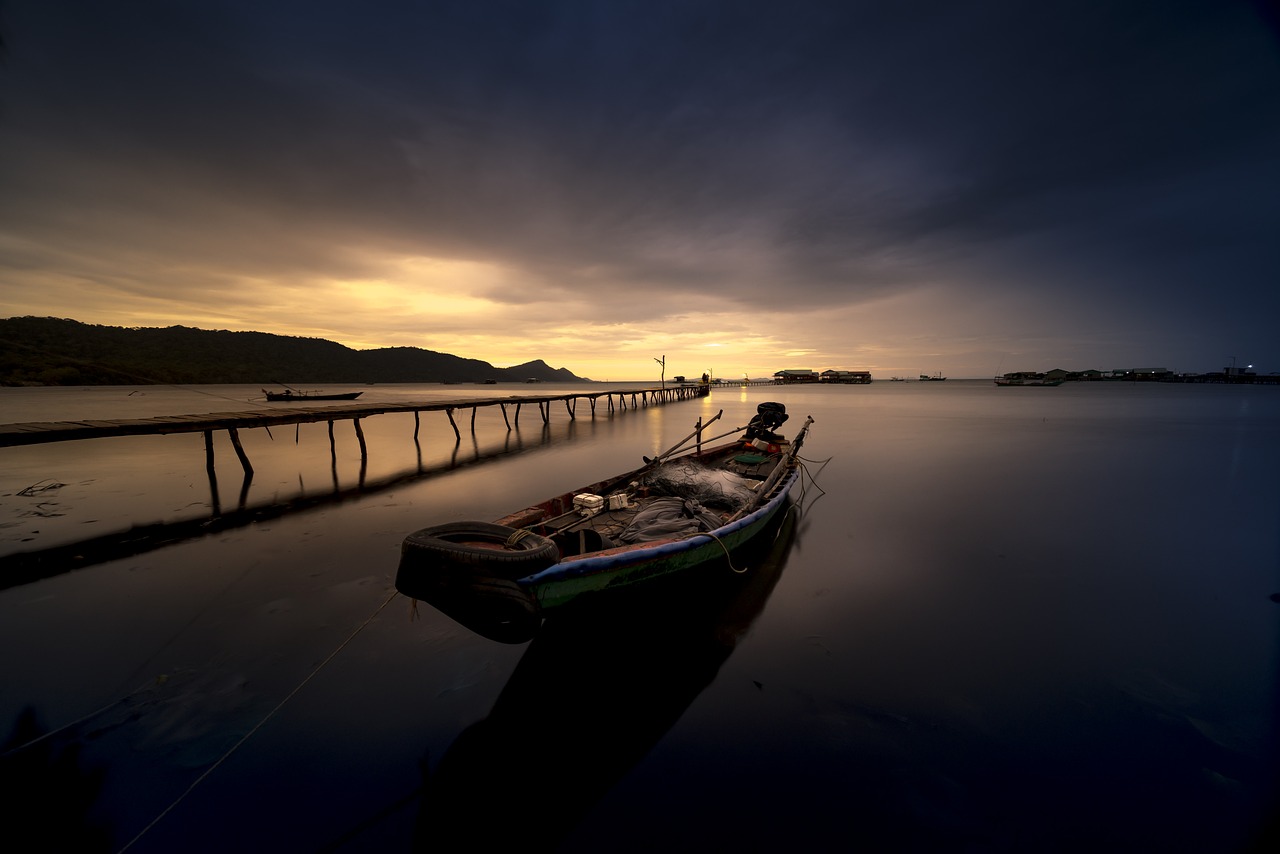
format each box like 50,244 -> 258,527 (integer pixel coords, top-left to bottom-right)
204,430 -> 216,474
227,427 -> 253,476
444,408 -> 461,444
353,418 -> 368,459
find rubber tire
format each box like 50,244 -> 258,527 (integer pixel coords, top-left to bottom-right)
401,521 -> 559,577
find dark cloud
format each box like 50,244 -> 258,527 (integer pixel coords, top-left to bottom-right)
1,0 -> 1277,372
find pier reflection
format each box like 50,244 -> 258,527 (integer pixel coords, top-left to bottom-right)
0,423 -> 566,591
412,505 -> 800,852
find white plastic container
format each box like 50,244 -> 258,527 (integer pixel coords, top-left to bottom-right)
573,493 -> 604,516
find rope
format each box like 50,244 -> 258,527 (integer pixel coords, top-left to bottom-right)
0,681 -> 157,759
116,589 -> 401,853
504,528 -> 538,548
693,530 -> 742,574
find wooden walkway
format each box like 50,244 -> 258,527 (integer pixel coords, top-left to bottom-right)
0,384 -> 710,474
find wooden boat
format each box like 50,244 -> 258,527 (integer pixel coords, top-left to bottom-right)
414,504 -> 799,847
994,373 -> 1063,387
261,388 -> 363,401
396,403 -> 814,642
919,372 -> 947,381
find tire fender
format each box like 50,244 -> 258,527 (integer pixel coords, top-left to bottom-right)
399,521 -> 559,578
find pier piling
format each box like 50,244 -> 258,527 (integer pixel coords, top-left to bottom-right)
0,384 -> 713,479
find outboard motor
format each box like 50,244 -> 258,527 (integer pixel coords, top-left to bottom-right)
744,402 -> 788,443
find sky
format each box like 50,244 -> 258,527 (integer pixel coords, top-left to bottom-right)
1,1 -> 1278,381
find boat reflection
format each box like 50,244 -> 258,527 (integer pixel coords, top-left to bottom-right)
412,503 -> 800,851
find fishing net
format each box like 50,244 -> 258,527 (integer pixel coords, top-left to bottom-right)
641,459 -> 758,511
616,496 -> 724,544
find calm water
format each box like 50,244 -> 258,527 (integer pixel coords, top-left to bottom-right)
1,381 -> 1277,852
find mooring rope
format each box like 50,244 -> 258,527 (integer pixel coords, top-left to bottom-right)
116,589 -> 401,853
713,452 -> 830,574
0,681 -> 157,760
693,529 -> 742,574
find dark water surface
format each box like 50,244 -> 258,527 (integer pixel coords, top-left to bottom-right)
1,381 -> 1277,852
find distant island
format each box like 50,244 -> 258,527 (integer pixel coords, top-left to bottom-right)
0,317 -> 591,386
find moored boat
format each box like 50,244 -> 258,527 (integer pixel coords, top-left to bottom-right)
414,503 -> 799,848
396,403 -> 815,642
262,388 -> 363,401
919,372 -> 947,381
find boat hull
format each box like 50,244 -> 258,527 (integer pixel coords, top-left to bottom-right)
263,391 -> 363,401
397,415 -> 814,642
524,465 -> 799,610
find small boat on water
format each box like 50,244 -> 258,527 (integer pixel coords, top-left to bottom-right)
994,373 -> 1063,387
261,388 -> 363,401
415,504 -> 799,848
919,372 -> 947,381
395,403 -> 815,642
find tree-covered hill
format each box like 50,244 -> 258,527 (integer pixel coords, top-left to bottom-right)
0,317 -> 589,386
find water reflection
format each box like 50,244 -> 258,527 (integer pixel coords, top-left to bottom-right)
0,706 -> 111,850
0,423 -> 565,590
412,504 -> 800,852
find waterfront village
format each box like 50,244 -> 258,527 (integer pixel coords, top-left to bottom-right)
761,365 -> 1277,384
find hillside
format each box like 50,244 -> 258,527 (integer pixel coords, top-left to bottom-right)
0,317 -> 590,386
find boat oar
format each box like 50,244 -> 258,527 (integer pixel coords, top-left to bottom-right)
656,423 -> 748,461
643,410 -> 724,464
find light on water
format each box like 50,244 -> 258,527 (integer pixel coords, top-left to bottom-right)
0,381 -> 1277,852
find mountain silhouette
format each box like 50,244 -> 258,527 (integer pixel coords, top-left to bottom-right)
0,316 -> 590,386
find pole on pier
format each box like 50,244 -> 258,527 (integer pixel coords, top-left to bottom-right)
444,408 -> 461,443
353,418 -> 368,459
500,403 -> 511,430
471,407 -> 478,433
413,411 -> 420,441
227,427 -> 254,476
203,430 -> 221,515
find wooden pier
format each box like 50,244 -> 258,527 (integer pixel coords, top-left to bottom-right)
0,384 -> 710,475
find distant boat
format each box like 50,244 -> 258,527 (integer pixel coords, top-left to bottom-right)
994,373 -> 1063,387
889,376 -> 906,382
262,388 -> 363,401
919,373 -> 947,381
525,377 -> 543,383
